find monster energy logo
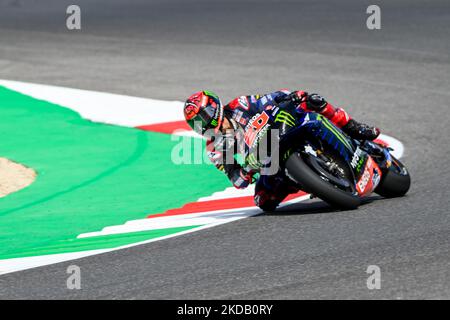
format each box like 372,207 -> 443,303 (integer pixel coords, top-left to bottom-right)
246,153 -> 262,169
274,111 -> 296,127
316,114 -> 353,150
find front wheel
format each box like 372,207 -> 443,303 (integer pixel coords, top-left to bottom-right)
285,152 -> 361,210
375,156 -> 411,198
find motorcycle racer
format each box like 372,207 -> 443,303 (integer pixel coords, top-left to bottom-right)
183,90 -> 380,211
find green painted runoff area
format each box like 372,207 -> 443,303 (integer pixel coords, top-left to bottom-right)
0,86 -> 229,259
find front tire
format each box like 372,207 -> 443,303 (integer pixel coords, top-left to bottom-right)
375,156 -> 411,198
285,152 -> 361,210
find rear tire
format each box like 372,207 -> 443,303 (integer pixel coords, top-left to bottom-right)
285,153 -> 361,210
375,156 -> 411,198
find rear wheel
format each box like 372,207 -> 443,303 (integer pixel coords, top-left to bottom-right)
375,156 -> 411,198
285,148 -> 361,210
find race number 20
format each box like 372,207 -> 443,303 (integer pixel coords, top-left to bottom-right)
244,112 -> 270,147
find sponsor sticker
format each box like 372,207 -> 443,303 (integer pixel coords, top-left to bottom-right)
244,112 -> 270,148
358,166 -> 371,193
351,147 -> 365,170
238,96 -> 249,109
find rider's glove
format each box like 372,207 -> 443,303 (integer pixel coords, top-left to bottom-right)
305,93 -> 328,112
231,168 -> 253,189
288,90 -> 308,104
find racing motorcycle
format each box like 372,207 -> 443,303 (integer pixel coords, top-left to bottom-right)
259,99 -> 411,210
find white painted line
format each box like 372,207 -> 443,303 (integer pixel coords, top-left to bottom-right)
0,194 -> 312,275
77,194 -> 311,239
0,80 -> 407,155
0,249 -> 110,275
78,212 -> 252,238
197,186 -> 256,202
0,79 -> 184,128
0,79 -> 405,275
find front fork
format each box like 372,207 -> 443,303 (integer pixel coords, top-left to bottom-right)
361,140 -> 393,170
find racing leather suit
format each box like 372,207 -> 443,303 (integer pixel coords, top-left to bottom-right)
206,89 -> 372,211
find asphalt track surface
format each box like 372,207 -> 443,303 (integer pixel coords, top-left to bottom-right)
0,0 -> 449,299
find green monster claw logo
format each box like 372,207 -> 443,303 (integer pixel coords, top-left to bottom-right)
210,119 -> 218,127
274,111 -> 296,127
246,153 -> 262,169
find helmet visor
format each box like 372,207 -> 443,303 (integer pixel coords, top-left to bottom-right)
187,105 -> 217,134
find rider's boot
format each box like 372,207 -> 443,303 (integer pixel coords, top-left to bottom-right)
342,119 -> 380,141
